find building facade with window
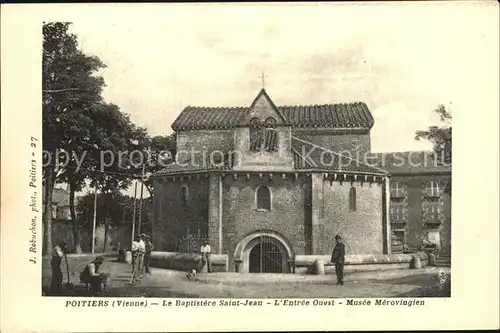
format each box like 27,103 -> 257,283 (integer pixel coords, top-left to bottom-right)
151,89 -> 396,273
42,187 -> 72,221
370,152 -> 452,256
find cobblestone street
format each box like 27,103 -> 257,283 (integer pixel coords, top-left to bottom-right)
42,255 -> 451,298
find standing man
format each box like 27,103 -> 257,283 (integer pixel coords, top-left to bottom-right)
131,234 -> 146,282
143,234 -> 154,275
330,235 -> 345,285
50,241 -> 67,294
200,240 -> 212,273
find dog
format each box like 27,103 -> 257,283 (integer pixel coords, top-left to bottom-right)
186,269 -> 198,280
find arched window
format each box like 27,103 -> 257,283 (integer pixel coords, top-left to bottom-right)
249,117 -> 279,152
349,186 -> 356,211
181,185 -> 189,203
263,117 -> 279,151
264,117 -> 277,128
249,117 -> 262,128
249,118 -> 263,151
256,186 -> 271,211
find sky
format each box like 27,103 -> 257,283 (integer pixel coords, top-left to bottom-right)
62,2 -> 498,196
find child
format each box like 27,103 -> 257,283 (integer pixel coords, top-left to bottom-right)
186,269 -> 198,280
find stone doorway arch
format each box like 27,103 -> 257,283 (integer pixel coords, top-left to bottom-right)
233,230 -> 295,273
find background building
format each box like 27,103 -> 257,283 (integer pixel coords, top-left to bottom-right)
370,152 -> 451,262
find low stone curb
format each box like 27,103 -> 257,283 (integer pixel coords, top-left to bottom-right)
147,251 -> 428,273
295,251 -> 429,266
149,251 -> 229,272
42,252 -> 117,259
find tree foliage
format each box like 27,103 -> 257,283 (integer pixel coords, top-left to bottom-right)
77,192 -> 136,229
77,191 -> 154,249
415,105 -> 452,165
415,104 -> 452,194
42,22 -> 154,253
43,22 -> 107,254
142,133 -> 177,193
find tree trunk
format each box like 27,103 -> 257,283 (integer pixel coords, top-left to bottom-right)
103,191 -> 114,253
43,168 -> 55,255
103,216 -> 109,253
69,180 -> 82,254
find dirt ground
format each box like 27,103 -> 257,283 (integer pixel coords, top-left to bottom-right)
42,255 -> 451,298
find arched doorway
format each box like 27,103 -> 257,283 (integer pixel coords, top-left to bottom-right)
249,237 -> 285,273
234,230 -> 294,273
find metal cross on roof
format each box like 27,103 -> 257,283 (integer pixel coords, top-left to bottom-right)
258,71 -> 268,89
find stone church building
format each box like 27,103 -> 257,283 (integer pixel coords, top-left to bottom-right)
151,89 -> 451,272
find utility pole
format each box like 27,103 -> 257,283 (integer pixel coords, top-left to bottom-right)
131,180 -> 138,248
137,147 -> 149,235
91,182 -> 98,254
137,162 -> 145,235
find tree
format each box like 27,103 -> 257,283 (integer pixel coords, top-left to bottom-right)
77,191 -> 137,250
85,103 -> 149,251
143,133 -> 177,194
43,23 -> 176,254
43,22 -> 106,254
415,104 -> 452,194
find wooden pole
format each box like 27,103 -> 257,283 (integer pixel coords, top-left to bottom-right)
131,181 -> 138,248
91,183 -> 98,254
137,163 -> 145,235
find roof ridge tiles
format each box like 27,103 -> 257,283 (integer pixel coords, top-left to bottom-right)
172,100 -> 375,131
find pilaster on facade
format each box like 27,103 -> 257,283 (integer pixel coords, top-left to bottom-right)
310,173 -> 324,254
208,173 -> 223,254
383,176 -> 392,254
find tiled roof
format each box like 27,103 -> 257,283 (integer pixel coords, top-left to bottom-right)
291,137 -> 388,175
151,162 -> 231,177
152,152 -> 235,176
172,106 -> 248,131
152,138 -> 387,177
171,91 -> 374,131
280,103 -> 373,128
366,151 -> 451,174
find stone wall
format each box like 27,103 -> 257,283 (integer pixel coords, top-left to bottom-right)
322,179 -> 384,255
47,220 -> 130,253
233,127 -> 294,171
293,129 -> 371,156
176,130 -> 234,166
221,174 -> 308,271
153,171 -> 386,266
153,177 -> 209,252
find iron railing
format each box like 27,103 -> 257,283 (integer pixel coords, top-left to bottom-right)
177,231 -> 210,253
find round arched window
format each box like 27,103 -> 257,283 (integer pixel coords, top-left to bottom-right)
264,117 -> 277,128
249,117 -> 262,128
256,186 -> 271,211
181,186 -> 189,203
349,186 -> 356,211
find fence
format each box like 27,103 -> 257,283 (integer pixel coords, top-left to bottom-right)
176,231 -> 210,253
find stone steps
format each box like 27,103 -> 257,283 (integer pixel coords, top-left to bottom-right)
390,234 -> 404,254
436,255 -> 451,267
